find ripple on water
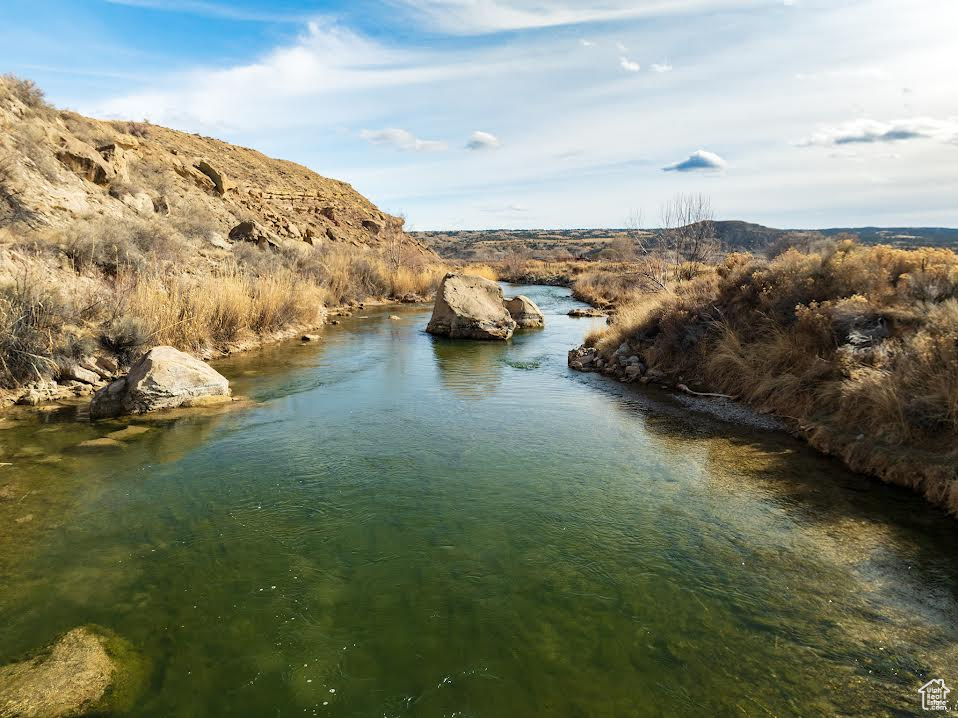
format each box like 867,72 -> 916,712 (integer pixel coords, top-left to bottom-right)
0,285 -> 956,717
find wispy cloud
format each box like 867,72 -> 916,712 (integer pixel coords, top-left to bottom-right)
579,39 -> 595,47
797,118 -> 958,146
651,63 -> 673,73
662,150 -> 727,172
466,131 -> 501,150
794,66 -> 885,82
392,0 -> 769,35
91,21 -> 456,131
103,0 -> 308,23
481,203 -> 529,214
619,57 -> 640,73
360,128 -> 448,152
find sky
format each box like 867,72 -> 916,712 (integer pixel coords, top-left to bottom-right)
2,0 -> 957,230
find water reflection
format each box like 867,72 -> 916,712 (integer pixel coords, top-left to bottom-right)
429,337 -> 507,399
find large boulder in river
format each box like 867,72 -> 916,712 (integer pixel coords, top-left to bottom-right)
0,626 -> 146,718
90,346 -> 231,419
426,273 -> 517,341
504,295 -> 545,328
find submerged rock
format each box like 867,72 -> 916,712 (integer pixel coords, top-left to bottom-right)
0,626 -> 146,718
504,295 -> 545,328
90,346 -> 231,420
426,273 -> 517,341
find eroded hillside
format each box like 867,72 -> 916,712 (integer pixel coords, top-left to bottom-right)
0,77 -> 434,257
0,76 -> 443,406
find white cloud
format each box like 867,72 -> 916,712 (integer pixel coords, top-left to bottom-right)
619,57 -> 640,73
579,39 -> 595,47
662,150 -> 728,172
651,63 -> 673,73
466,131 -> 501,150
91,21 -> 461,131
360,128 -> 448,152
392,0 -> 769,35
798,118 -> 958,146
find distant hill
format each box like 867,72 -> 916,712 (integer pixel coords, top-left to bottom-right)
413,222 -> 958,260
816,227 -> 958,248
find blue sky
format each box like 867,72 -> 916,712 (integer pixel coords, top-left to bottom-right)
3,0 -> 957,230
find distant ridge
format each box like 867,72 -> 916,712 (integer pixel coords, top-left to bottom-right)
413,222 -> 958,260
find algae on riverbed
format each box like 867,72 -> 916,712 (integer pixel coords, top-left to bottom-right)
1,288 -> 956,717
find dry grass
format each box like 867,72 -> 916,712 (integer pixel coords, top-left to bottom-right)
493,257 -> 712,307
121,271 -> 326,349
0,214 -> 448,388
460,264 -> 499,282
588,240 -> 958,513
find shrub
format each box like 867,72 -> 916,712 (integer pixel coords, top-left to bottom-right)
126,122 -> 150,138
0,272 -> 73,387
0,74 -> 49,111
98,316 -> 149,365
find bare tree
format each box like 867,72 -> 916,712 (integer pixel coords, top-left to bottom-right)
626,194 -> 718,290
383,213 -> 412,273
659,193 -> 718,265
500,246 -> 531,279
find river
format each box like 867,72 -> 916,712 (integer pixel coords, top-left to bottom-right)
1,283 -> 956,717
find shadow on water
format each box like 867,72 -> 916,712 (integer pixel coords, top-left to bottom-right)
0,285 -> 956,718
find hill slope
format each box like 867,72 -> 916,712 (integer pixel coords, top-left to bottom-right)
0,76 -> 442,405
0,78 -> 433,256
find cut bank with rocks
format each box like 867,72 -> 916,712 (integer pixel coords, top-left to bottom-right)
0,75 -> 447,408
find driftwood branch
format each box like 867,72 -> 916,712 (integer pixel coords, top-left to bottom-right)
676,383 -> 736,400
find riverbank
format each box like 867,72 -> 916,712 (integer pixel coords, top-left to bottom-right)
0,75 -> 448,408
0,287 -> 433,409
570,241 -> 958,516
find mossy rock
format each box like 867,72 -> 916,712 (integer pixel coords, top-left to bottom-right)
0,625 -> 148,717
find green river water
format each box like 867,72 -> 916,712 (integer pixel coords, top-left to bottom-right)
1,283 -> 956,717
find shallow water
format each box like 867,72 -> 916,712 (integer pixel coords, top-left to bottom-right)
1,284 -> 957,717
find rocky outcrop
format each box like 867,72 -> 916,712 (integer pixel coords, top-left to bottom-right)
194,159 -> 235,196
426,273 -> 517,341
90,346 -> 231,419
116,190 -> 154,215
504,295 -> 545,328
0,626 -> 145,718
568,343 -> 647,383
55,136 -> 115,186
228,220 -> 280,248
